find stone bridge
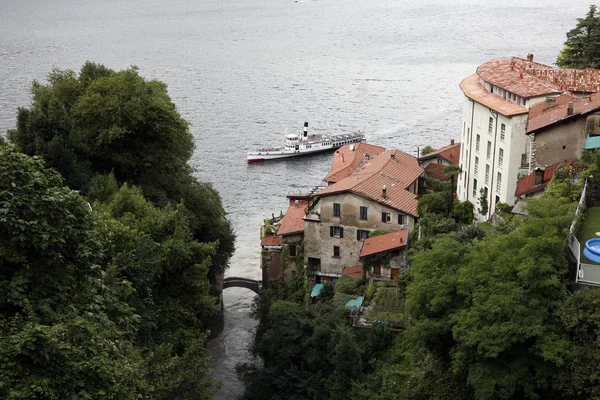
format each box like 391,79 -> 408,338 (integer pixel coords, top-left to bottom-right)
223,277 -> 262,294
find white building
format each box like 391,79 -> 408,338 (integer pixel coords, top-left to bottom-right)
456,55 -> 600,220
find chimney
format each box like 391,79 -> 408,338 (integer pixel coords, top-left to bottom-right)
545,97 -> 556,109
451,139 -> 455,145
390,152 -> 396,160
303,122 -> 308,138
567,102 -> 574,116
295,200 -> 299,208
527,53 -> 534,62
534,167 -> 544,186
382,185 -> 387,199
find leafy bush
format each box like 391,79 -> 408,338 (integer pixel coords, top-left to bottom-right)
453,200 -> 474,223
335,274 -> 358,294
417,192 -> 447,215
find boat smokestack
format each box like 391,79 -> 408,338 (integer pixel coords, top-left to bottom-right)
303,122 -> 308,139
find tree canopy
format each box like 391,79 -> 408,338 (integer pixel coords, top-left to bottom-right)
557,5 -> 600,68
8,62 -> 234,274
0,143 -> 221,399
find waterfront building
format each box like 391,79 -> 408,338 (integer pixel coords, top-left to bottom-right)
457,54 -> 600,220
303,149 -> 423,283
359,229 -> 408,282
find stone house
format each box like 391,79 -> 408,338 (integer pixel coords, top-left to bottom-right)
303,149 -> 422,283
359,229 -> 408,281
527,93 -> 600,168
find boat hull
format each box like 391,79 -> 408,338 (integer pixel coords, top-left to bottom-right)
248,137 -> 364,163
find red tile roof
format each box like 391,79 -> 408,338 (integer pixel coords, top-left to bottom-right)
460,73 -> 529,117
316,150 -> 423,217
526,67 -> 600,94
476,57 -> 562,99
424,163 -> 449,181
419,142 -> 461,164
343,265 -> 363,280
527,92 -> 600,133
277,200 -> 309,236
360,230 -> 408,258
261,235 -> 282,247
514,163 -> 563,197
324,142 -> 386,183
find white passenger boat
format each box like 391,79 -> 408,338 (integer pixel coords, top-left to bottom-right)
247,122 -> 365,163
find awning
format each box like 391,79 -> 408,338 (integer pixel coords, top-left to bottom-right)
310,284 -> 324,297
345,296 -> 364,309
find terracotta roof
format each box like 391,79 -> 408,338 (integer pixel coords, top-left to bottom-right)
476,57 -> 562,99
515,163 -> 563,197
261,235 -> 282,247
460,73 -> 529,117
419,142 -> 461,164
527,92 -> 600,133
316,150 -> 423,217
343,265 -> 363,280
277,200 -> 309,236
360,230 -> 408,258
424,163 -> 449,181
324,142 -> 386,183
526,67 -> 600,94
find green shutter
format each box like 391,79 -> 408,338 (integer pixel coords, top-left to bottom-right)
330,226 -> 334,237
357,230 -> 360,240
339,227 -> 344,238
382,212 -> 386,222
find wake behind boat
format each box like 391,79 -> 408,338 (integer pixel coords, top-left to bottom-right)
247,122 -> 365,163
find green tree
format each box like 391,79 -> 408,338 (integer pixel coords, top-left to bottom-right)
8,62 -> 235,274
420,145 -> 435,156
557,5 -> 600,68
453,200 -> 474,224
442,164 -> 461,215
0,144 -> 141,398
417,192 -> 447,216
478,187 -> 488,216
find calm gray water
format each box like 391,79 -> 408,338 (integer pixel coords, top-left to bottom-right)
0,0 -> 592,397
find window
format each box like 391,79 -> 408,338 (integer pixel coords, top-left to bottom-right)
467,128 -> 471,144
381,212 -> 391,223
473,178 -> 478,198
476,110 -> 481,128
474,156 -> 479,175
488,117 -> 493,134
498,148 -> 504,168
500,123 -> 506,141
496,172 -> 502,193
437,158 -> 443,164
333,203 -> 341,217
289,244 -> 296,257
330,226 -> 344,238
476,135 -> 480,152
486,141 -> 492,160
357,230 -> 369,241
373,265 -> 381,275
485,164 -> 490,184
333,246 -> 340,257
398,214 -> 405,225
359,206 -> 368,220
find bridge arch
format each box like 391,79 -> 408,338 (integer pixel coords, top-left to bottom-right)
223,277 -> 262,294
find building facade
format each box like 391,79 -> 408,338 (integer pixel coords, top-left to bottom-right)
456,55 -> 600,220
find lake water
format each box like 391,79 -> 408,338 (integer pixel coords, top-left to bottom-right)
0,0 -> 593,397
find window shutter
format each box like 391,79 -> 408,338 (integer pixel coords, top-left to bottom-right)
339,227 -> 344,238
381,212 -> 386,222
330,226 -> 334,237
357,230 -> 361,240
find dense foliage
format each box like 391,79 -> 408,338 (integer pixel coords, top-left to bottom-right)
1,63 -> 235,398
8,62 -> 234,273
0,144 -> 220,398
557,5 -> 600,68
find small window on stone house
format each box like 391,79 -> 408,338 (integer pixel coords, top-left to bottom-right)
398,214 -> 405,225
373,265 -> 381,275
333,203 -> 341,217
330,226 -> 344,238
333,246 -> 340,257
289,244 -> 297,257
381,212 -> 391,223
